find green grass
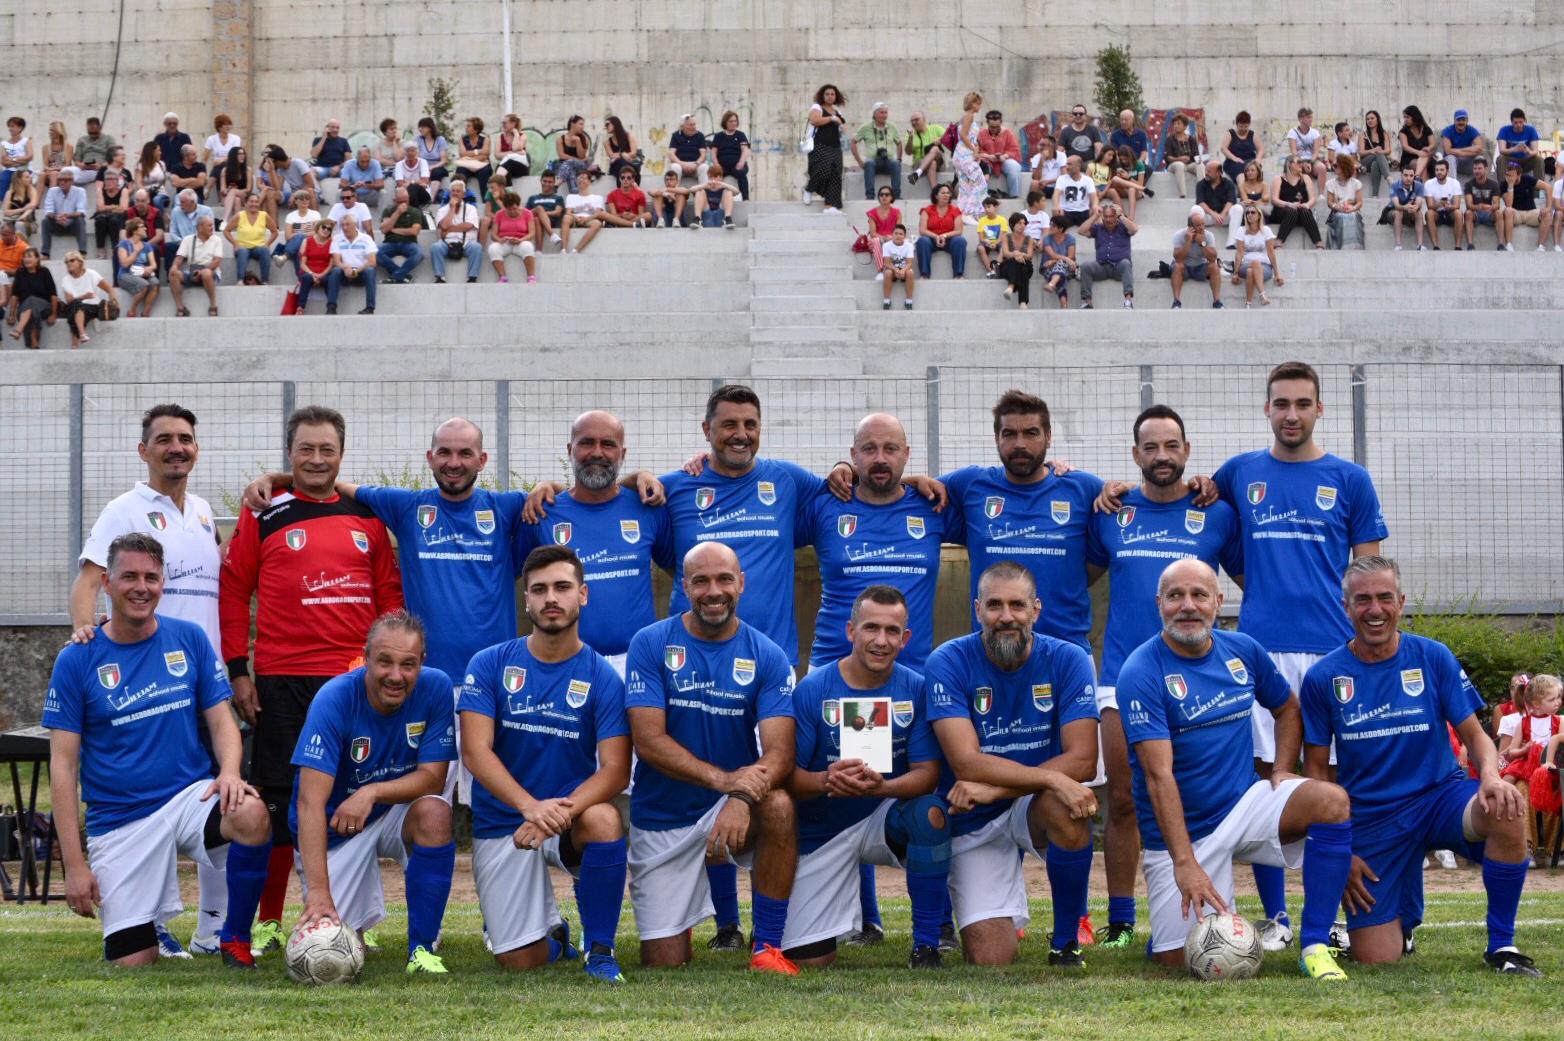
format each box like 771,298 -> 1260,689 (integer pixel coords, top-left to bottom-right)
2,892 -> 1560,1040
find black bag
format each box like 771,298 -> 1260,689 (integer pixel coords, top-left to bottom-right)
1377,204 -> 1395,226
446,241 -> 466,260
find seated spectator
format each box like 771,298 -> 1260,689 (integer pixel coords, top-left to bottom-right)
327,185 -> 373,240
526,171 -> 566,247
487,192 -> 537,283
1162,113 -> 1200,198
1021,189 -> 1048,242
915,183 -> 967,279
454,117 -> 492,200
256,145 -> 317,226
326,212 -> 377,313
975,194 -> 1007,276
857,187 -> 899,284
123,189 -> 164,256
1028,135 -> 1064,199
309,118 -> 351,182
1398,105 -> 1436,181
40,167 -> 88,258
1236,159 -> 1270,213
1053,154 -> 1098,228
115,217 -> 160,317
478,169 -> 509,245
393,143 -> 432,208
58,250 -> 111,346
880,223 -> 915,310
1324,155 -> 1365,249
1496,673 -> 1562,865
99,145 -> 130,185
666,114 -> 710,185
1219,111 -> 1260,185
1503,160 -> 1543,251
1194,160 -> 1239,246
134,140 -> 167,199
1231,206 -> 1283,307
1270,155 -> 1323,248
1060,104 -> 1104,166
274,189 -> 320,277
376,185 -> 425,284
997,213 -> 1035,308
162,188 -> 214,274
1548,166 -> 1564,253
1078,201 -> 1137,309
1463,157 -> 1504,250
3,168 -> 41,238
376,118 -> 404,171
904,111 -> 944,186
1086,148 -> 1114,196
648,171 -> 692,229
202,114 -> 241,172
602,116 -> 641,184
605,170 -> 650,228
0,219 -> 26,313
339,148 -> 385,209
1110,110 -> 1150,174
1037,214 -> 1077,308
554,115 -> 592,189
1387,164 -> 1426,251
693,165 -> 739,230
168,214 -> 224,316
73,117 -> 117,185
92,169 -> 130,259
159,145 -> 209,214
1286,108 -> 1328,194
226,192 -> 276,283
42,121 -> 73,191
1423,158 -> 1466,250
6,247 -> 56,348
1497,108 -> 1542,178
562,171 -> 610,253
1,117 -> 34,198
1440,109 -> 1485,178
1170,212 -> 1223,309
154,113 -> 192,170
293,218 -> 336,313
1357,111 -> 1392,198
417,117 -> 450,189
433,179 -> 482,281
854,102 -> 903,202
219,147 -> 252,226
1105,146 -> 1147,219
977,110 -> 1022,199
494,114 -> 530,181
711,111 -> 751,200
1325,121 -> 1358,174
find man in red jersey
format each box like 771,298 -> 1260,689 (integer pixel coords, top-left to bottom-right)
218,405 -> 402,956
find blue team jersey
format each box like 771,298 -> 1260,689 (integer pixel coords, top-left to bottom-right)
459,639 -> 628,840
1085,490 -> 1244,685
792,662 -> 939,854
940,466 -> 1106,649
798,486 -> 957,670
1300,633 -> 1482,825
623,616 -> 794,830
924,631 -> 1099,836
355,486 -> 528,682
661,458 -> 825,664
1119,629 -> 1291,850
44,616 -> 232,835
1211,451 -> 1388,654
289,665 -> 457,847
514,487 -> 675,656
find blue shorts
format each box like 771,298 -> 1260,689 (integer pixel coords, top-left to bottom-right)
1475,209 -> 1497,226
1347,777 -> 1484,931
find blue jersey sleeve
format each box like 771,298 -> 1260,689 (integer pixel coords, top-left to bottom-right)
649,506 -> 676,571
352,485 -> 413,527
511,519 -> 540,579
1084,512 -> 1109,568
936,467 -> 975,545
1249,638 -> 1292,711
795,487 -> 825,546
190,630 -> 234,711
593,660 -> 630,741
1217,507 -> 1245,579
457,647 -> 499,718
922,646 -> 970,723
623,628 -> 667,711
1119,658 -> 1170,745
1056,643 -> 1101,727
1345,465 -> 1390,546
756,640 -> 795,720
1211,457 -> 1238,507
418,676 -> 458,764
292,693 -> 344,776
42,652 -> 84,734
1298,667 -> 1334,747
792,679 -> 821,769
1434,643 -> 1484,729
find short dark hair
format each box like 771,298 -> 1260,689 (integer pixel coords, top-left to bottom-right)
364,608 -> 426,657
522,544 -> 584,585
892,222 -> 906,232
379,117 -> 397,134
1132,404 -> 1186,442
501,191 -> 520,207
286,405 -> 346,451
1334,121 -> 1349,134
1267,361 -> 1321,399
1008,212 -> 1027,229
992,389 -> 1050,436
107,532 -> 164,573
851,584 -> 908,619
140,403 -> 197,444
1511,108 -> 1526,121
1235,110 -> 1251,124
705,384 -> 761,423
985,110 -> 1002,121
1026,189 -> 1043,206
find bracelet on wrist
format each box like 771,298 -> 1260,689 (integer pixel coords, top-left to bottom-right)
726,790 -> 757,808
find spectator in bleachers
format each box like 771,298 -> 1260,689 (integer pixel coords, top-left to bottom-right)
904,111 -> 944,186
42,121 -> 73,190
6,247 -> 55,347
1463,157 -> 1504,250
308,119 -> 350,183
1548,169 -> 1564,253
712,111 -> 751,200
2,169 -> 40,238
123,189 -> 163,257
1236,159 -> 1270,213
1326,122 -> 1357,172
115,217 -> 160,317
1061,103 -> 1104,165
327,185 -> 373,241
667,114 -> 710,186
951,92 -> 988,221
293,217 -> 335,312
1053,154 -> 1098,228
74,117 -> 116,185
375,118 -> 405,171
393,143 -> 432,208
997,213 -> 1035,309
561,170 -> 609,253
454,117 -> 492,201
693,165 -> 740,229
377,185 -> 425,284
1086,146 -> 1114,197
433,178 -> 483,280
1388,164 -> 1426,251
1503,160 -> 1543,251
0,220 -> 26,313
58,250 -> 111,346
227,192 -> 276,284
1,117 -> 34,198
1497,673 -> 1561,865
168,214 -> 224,316
202,114 -> 241,170
805,85 -> 847,214
487,192 -> 538,284
1219,111 -> 1260,185
159,145 -> 208,216
1038,213 -> 1078,307
256,145 -> 317,226
1270,156 -> 1323,248
1078,201 -> 1137,309
1492,674 -> 1532,740
495,114 -> 530,182
99,146 -> 130,186
134,141 -> 166,199
1194,160 -> 1239,247
162,189 -> 213,275
1357,111 -> 1392,198
326,212 -> 377,314
478,168 -> 509,245
526,170 -> 566,246
154,113 -> 192,169
866,186 -> 900,280
606,168 -> 650,227
1286,108 -> 1329,193
340,148 -> 385,209
916,182 -> 967,279
1028,135 -> 1064,199
40,167 -> 88,258
1497,109 -> 1542,178
91,169 -> 129,258
977,109 -> 1022,200
1440,109 -> 1487,179
602,116 -> 641,184
1022,188 -> 1049,241
218,147 -> 251,226
1398,106 -> 1435,181
274,188 -> 320,276
853,102 -> 903,202
975,195 -> 1007,276
1104,147 -> 1148,219
880,223 -> 915,310
648,169 -> 691,229
1324,154 -> 1366,250
1170,211 -> 1223,309
553,115 -> 592,190
1110,110 -> 1150,173
417,117 -> 451,191
1162,113 -> 1199,198
1424,158 -> 1466,250
1231,205 -> 1283,307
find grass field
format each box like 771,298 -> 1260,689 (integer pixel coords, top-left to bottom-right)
2,884 -> 1560,1041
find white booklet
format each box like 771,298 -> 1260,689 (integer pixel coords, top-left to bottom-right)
839,696 -> 893,774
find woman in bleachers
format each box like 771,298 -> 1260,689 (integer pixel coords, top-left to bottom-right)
219,147 -> 252,226
42,121 -> 72,190
1231,206 -> 1284,308
2,168 -> 41,238
133,141 -> 167,200
0,116 -> 33,199
115,217 -> 160,318
804,85 -> 847,214
455,117 -> 493,201
866,185 -> 901,279
603,116 -> 641,184
554,116 -> 592,190
274,188 -> 320,279
1220,111 -> 1261,184
227,192 -> 276,284
998,212 -> 1036,309
1358,111 -> 1392,198
1270,155 -> 1324,249
495,114 -> 530,182
479,169 -> 510,247
1237,159 -> 1270,215
1163,113 -> 1200,198
916,181 -> 967,279
952,91 -> 987,223
202,114 -> 242,171
1325,154 -> 1365,249
417,117 -> 451,191
292,217 -> 336,314
92,168 -> 130,259
1104,146 -> 1147,220
7,247 -> 56,349
58,250 -> 111,347
375,118 -> 404,171
1038,213 -> 1078,307
712,111 -> 751,200
1398,106 -> 1435,181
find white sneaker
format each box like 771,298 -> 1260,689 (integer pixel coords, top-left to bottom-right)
1435,849 -> 1458,870
821,206 -> 841,215
1505,243 -> 1515,252
1122,297 -> 1133,309
550,234 -> 561,245
1556,244 -> 1563,253
1257,914 -> 1293,952
1393,245 -> 1403,251
802,190 -> 814,204
1417,244 -> 1428,251
1539,245 -> 1547,252
874,272 -> 884,282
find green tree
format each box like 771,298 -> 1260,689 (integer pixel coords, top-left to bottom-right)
1093,45 -> 1145,122
422,77 -> 459,146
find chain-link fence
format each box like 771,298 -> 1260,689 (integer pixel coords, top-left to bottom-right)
4,364 -> 1559,622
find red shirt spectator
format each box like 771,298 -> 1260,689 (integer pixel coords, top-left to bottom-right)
493,207 -> 533,241
867,205 -> 901,237
299,233 -> 332,277
922,203 -> 960,236
977,125 -> 1020,163
608,184 -> 647,216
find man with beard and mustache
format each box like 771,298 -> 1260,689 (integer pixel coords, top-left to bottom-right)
623,542 -> 801,975
1080,405 -> 1242,949
924,561 -> 1100,968
1118,559 -> 1353,980
460,546 -> 633,983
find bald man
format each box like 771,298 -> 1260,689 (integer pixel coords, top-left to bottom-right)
623,542 -> 800,974
1116,559 -> 1354,980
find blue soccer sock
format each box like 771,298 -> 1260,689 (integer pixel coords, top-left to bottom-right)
707,863 -> 740,930
943,887 -> 955,927
218,840 -> 271,944
750,891 -> 789,952
1483,855 -> 1528,953
404,841 -> 455,955
1107,895 -> 1137,928
577,838 -> 627,951
1046,842 -> 1092,952
858,864 -> 883,928
1252,862 -> 1289,924
1300,821 -> 1352,949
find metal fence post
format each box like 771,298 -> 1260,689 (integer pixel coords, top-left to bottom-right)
1349,365 -> 1368,466
494,380 -> 511,490
68,384 -> 84,583
1139,364 -> 1155,410
280,381 -> 296,470
925,366 -> 941,476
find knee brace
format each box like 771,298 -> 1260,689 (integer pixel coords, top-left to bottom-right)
890,793 -> 951,873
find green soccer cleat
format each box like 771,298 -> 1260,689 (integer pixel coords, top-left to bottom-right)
1100,923 -> 1136,949
406,945 -> 449,975
360,928 -> 382,953
1300,943 -> 1348,981
249,919 -> 285,958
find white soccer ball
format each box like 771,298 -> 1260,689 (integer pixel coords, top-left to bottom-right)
1184,912 -> 1263,980
284,919 -> 365,985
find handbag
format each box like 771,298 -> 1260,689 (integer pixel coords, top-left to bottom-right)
850,225 -> 872,255
799,108 -> 817,154
101,292 -> 120,322
281,288 -> 299,315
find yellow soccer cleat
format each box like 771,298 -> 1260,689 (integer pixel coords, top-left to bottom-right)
1299,943 -> 1348,981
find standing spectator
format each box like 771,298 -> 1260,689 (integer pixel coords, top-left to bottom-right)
1388,165 -> 1426,251
1029,135 -> 1064,199
1231,206 -> 1284,306
951,92 -> 987,222
1170,212 -> 1223,309
1286,108 -> 1328,193
1194,160 -> 1239,246
1325,155 -> 1365,250
1053,154 -> 1098,228
975,194 -> 1007,275
326,212 -> 377,313
309,119 -> 350,181
804,85 -> 847,214
42,121 -> 73,189
487,192 -> 537,283
218,147 -> 252,226
1271,155 -> 1323,248
865,186 -> 901,280
202,114 -> 241,171
997,213 -> 1035,308
711,111 -> 751,200
0,220 -> 23,314
880,223 -> 916,310
162,189 -> 213,275
377,185 -> 425,283
562,171 -> 610,253
160,145 -> 209,215
553,115 -> 591,190
433,178 -> 482,281
1497,109 -> 1542,178
1463,157 -> 1504,250
339,148 -> 385,209
226,192 -> 276,283
1423,158 -> 1467,250
73,117 -> 116,185
92,169 -> 130,258
1162,113 -> 1200,198
1110,110 -> 1150,171
134,141 -> 167,199
602,116 -> 641,183
1060,103 -> 1104,165
494,114 -> 530,181
168,214 -> 224,317
853,102 -> 903,201
1358,111 -> 1392,198
1503,160 -> 1543,250
325,185 -> 373,237
606,169 -> 650,227
455,117 -> 492,200
1220,111 -> 1261,185
692,166 -> 738,229
916,182 -> 966,278
115,217 -> 160,316
393,143 -> 432,208
526,171 -> 565,248
904,111 -> 944,186
1038,213 -> 1078,308
154,113 -> 193,169
274,189 -> 320,277
977,109 -> 1022,199
3,168 -> 41,238
666,114 -> 710,185
41,167 -> 88,258
375,118 -> 405,171
6,247 -> 56,348
417,117 -> 451,191
58,250 -> 111,346
1,116 -> 34,198
292,218 -> 335,313
1399,106 -> 1437,180
648,170 -> 691,229
1078,202 -> 1137,309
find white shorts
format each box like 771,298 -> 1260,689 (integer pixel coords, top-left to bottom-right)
1142,778 -> 1307,953
487,239 -> 536,262
780,800 -> 902,950
472,834 -> 569,953
297,794 -> 445,933
629,796 -> 753,941
0,270 -> 10,288
948,795 -> 1042,930
1254,651 -> 1333,765
604,653 -> 627,679
86,779 -> 223,937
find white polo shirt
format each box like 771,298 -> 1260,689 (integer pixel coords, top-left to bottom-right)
79,482 -> 222,653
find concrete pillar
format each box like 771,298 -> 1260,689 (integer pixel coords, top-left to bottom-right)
211,0 -> 254,137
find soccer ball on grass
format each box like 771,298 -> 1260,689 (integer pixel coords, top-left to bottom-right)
1185,912 -> 1263,980
285,919 -> 365,985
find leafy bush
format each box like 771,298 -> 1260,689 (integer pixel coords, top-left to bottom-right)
1093,45 -> 1145,123
1404,608 -> 1564,709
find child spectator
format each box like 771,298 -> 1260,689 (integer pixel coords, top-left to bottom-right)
1491,673 -> 1532,739
648,170 -> 690,229
1499,674 -> 1562,866
865,186 -> 900,280
693,165 -> 738,229
975,195 -> 1006,277
879,224 -> 915,310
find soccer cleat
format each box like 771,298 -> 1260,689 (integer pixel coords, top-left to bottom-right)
1077,915 -> 1096,946
1403,931 -> 1416,956
551,920 -> 581,961
748,943 -> 800,976
1257,914 -> 1294,952
1299,943 -> 1349,980
1485,948 -> 1543,977
908,944 -> 944,969
707,924 -> 747,952
1434,849 -> 1458,870
156,922 -> 192,960
406,945 -> 449,975
1047,944 -> 1087,968
1328,921 -> 1352,952
360,928 -> 382,953
584,942 -> 626,983
220,939 -> 257,969
250,918 -> 285,957
937,921 -> 959,954
1101,923 -> 1135,949
843,922 -> 885,947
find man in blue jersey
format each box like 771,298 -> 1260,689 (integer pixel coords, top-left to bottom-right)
1084,404 -> 1243,949
783,586 -> 951,969
623,541 -> 800,975
291,610 -> 458,975
925,561 -> 1100,967
1301,557 -> 1539,976
460,545 -> 632,982
45,534 -> 273,968
1119,559 -> 1353,980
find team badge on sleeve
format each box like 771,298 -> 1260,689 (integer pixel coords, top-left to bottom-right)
351,530 -> 370,553
350,737 -> 371,763
837,515 -> 858,538
1225,658 -> 1248,684
1315,486 -> 1338,511
199,514 -> 213,533
984,496 -> 1004,519
566,679 -> 591,708
664,645 -> 686,671
552,522 -> 572,545
475,509 -> 496,535
1050,501 -> 1071,525
695,488 -> 715,510
822,699 -> 842,726
1116,506 -> 1135,527
164,650 -> 188,677
405,721 -> 426,748
285,528 -> 306,551
1332,677 -> 1355,704
502,666 -> 526,694
620,519 -> 640,543
1165,674 -> 1188,700
893,700 -> 914,728
417,505 -> 438,528
147,512 -> 168,531
1032,683 -> 1054,713
1185,510 -> 1206,534
732,658 -> 756,685
97,663 -> 121,689
1246,482 -> 1266,505
756,481 -> 776,506
1400,669 -> 1424,696
905,516 -> 926,538
973,687 -> 993,715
